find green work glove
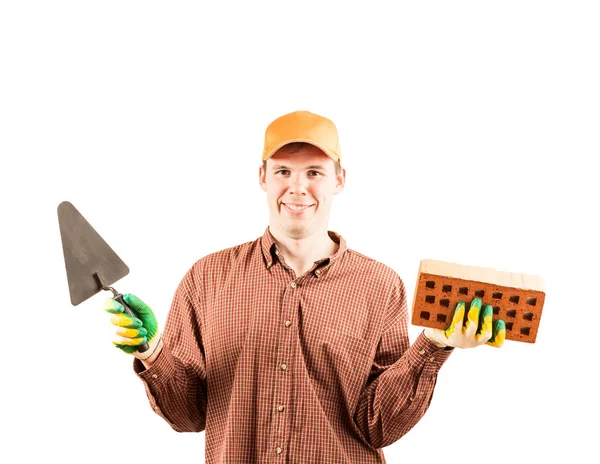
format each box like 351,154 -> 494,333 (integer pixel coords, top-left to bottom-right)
104,293 -> 162,360
423,298 -> 506,348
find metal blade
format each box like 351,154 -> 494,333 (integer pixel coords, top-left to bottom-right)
57,201 -> 129,306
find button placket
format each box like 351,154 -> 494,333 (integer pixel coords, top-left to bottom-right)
271,276 -> 297,457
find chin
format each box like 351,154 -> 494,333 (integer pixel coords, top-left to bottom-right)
282,223 -> 312,239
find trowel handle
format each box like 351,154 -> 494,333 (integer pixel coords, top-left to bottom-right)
113,294 -> 150,353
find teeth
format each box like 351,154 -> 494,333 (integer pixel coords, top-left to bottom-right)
285,204 -> 310,211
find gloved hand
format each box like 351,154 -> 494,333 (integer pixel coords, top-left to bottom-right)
423,298 -> 506,348
104,293 -> 162,360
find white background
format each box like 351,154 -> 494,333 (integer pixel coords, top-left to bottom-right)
1,1 -> 598,462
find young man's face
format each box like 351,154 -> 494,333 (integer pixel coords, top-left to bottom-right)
259,144 -> 345,240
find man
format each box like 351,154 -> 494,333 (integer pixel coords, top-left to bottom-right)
105,110 -> 505,463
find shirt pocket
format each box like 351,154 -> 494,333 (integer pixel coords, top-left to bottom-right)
310,331 -> 374,417
332,331 -> 373,359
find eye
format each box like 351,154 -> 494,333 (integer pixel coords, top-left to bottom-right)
275,170 -> 290,175
308,170 -> 323,177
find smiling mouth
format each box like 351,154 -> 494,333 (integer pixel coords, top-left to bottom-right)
281,203 -> 314,212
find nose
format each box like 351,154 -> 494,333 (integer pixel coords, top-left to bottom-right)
288,173 -> 308,195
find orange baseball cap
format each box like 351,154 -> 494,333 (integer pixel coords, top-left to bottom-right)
262,110 -> 341,163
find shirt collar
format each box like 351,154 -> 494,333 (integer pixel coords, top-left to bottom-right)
260,227 -> 347,271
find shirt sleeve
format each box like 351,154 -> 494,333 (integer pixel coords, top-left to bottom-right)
133,264 -> 208,432
353,274 -> 453,449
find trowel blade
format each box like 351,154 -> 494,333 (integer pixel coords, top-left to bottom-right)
57,201 -> 129,306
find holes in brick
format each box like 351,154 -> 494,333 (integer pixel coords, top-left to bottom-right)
506,309 -> 517,318
459,287 -> 468,295
420,311 -> 430,320
509,295 -> 520,304
526,297 -> 537,306
505,322 -> 514,331
523,312 -> 534,321
474,290 -> 485,298
493,306 -> 500,315
520,327 -> 530,336
492,292 -> 503,299
425,295 -> 435,304
442,285 -> 452,293
426,281 -> 436,289
437,314 -> 447,323
440,299 -> 450,308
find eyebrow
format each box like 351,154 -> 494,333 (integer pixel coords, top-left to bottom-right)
271,164 -> 327,170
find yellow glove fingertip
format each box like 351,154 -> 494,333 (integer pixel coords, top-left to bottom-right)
445,301 -> 465,337
486,320 -> 506,347
114,335 -> 147,346
104,298 -> 123,313
110,313 -> 143,329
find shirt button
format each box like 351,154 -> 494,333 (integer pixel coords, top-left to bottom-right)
278,405 -> 285,412
151,374 -> 158,379
418,349 -> 425,355
285,320 -> 292,327
315,269 -> 321,276
275,447 -> 282,454
280,363 -> 287,371
429,356 -> 435,362
290,282 -> 297,288
154,406 -> 159,410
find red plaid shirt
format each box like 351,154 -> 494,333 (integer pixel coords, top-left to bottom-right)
135,227 -> 452,463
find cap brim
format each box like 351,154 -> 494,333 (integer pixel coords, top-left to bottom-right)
262,138 -> 340,162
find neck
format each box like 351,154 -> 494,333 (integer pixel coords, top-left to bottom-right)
268,225 -> 338,276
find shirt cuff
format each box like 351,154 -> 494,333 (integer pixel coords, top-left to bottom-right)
133,343 -> 176,391
406,332 -> 454,372
133,344 -> 180,426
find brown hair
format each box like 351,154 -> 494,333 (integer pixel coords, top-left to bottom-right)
263,142 -> 342,175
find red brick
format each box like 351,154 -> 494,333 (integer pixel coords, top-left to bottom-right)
411,259 -> 546,343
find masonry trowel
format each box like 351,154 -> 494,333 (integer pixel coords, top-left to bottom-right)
57,201 -> 150,353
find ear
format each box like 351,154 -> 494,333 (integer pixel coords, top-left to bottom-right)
333,167 -> 346,195
259,163 -> 267,192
